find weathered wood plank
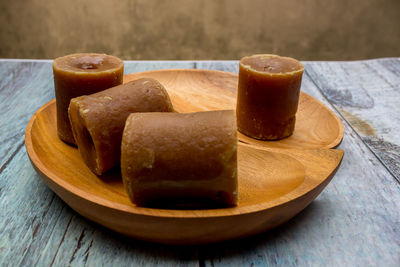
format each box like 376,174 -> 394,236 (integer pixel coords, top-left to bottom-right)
195,61 -> 400,266
0,60 -> 399,266
0,146 -> 66,266
0,61 -> 54,172
306,58 -> 400,182
0,61 -> 199,267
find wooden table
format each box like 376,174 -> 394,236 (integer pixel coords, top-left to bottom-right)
1,58 -> 399,266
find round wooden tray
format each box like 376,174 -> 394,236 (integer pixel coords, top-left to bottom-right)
25,69 -> 344,244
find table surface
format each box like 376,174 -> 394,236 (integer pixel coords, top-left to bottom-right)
0,58 -> 399,266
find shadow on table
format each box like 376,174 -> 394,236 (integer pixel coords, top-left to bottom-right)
85,199 -> 329,263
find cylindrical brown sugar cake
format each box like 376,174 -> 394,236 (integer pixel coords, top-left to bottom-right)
53,53 -> 124,145
236,54 -> 304,140
68,78 -> 174,175
121,110 -> 238,208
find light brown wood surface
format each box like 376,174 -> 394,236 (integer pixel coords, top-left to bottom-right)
124,69 -> 344,149
25,69 -> 344,244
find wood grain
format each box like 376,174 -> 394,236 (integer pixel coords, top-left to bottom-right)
306,58 -> 400,182
25,99 -> 343,244
124,69 -> 344,149
1,60 -> 399,265
0,61 -> 54,171
198,61 -> 400,266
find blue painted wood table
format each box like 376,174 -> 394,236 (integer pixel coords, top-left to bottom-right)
0,58 -> 399,266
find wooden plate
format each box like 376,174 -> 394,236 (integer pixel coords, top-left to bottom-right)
25,99 -> 343,244
124,69 -> 344,149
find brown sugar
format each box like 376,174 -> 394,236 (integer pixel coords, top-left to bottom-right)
121,110 -> 238,208
236,54 -> 304,140
68,78 -> 173,175
53,53 -> 124,144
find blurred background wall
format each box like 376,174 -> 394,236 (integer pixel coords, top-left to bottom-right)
1,0 -> 399,60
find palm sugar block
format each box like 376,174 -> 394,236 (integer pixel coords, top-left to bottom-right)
53,53 -> 124,144
121,110 -> 238,208
236,54 -> 304,140
68,78 -> 173,175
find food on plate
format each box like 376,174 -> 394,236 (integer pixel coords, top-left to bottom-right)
236,54 -> 304,140
68,78 -> 173,175
53,53 -> 124,144
121,110 -> 238,207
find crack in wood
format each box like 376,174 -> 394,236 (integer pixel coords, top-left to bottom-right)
364,136 -> 400,183
49,215 -> 74,267
31,196 -> 67,267
69,228 -> 86,264
0,139 -> 24,175
13,192 -> 57,266
83,239 -> 93,265
41,194 -> 56,221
